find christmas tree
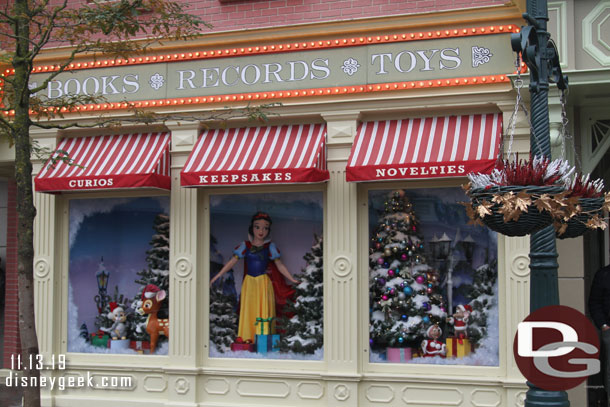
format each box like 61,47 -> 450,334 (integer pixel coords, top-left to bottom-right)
278,235 -> 323,354
209,283 -> 238,353
131,213 -> 170,341
466,259 -> 498,345
369,190 -> 447,351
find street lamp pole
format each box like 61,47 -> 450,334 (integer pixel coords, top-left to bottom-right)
511,0 -> 569,406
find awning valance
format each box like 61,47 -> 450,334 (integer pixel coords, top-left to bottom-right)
35,132 -> 171,193
180,124 -> 329,186
346,113 -> 502,182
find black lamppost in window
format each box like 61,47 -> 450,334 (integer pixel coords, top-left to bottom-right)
94,257 -> 110,314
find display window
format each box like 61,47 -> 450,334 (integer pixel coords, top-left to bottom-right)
67,196 -> 170,355
367,187 -> 498,366
208,191 -> 323,360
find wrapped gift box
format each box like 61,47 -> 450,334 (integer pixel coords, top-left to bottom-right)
386,347 -> 412,363
446,337 -> 473,358
110,338 -> 130,351
230,338 -> 255,352
129,340 -> 151,354
255,334 -> 280,354
90,333 -> 110,348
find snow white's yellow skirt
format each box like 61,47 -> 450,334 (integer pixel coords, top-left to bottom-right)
238,274 -> 275,343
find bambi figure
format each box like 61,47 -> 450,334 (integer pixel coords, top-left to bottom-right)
210,212 -> 298,343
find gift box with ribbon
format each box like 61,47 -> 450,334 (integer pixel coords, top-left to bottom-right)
254,317 -> 279,354
446,337 -> 473,358
129,340 -> 151,354
386,347 -> 412,363
230,337 -> 255,352
90,332 -> 110,348
256,334 -> 280,354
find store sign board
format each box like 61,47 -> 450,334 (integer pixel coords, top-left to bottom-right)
29,33 -> 514,104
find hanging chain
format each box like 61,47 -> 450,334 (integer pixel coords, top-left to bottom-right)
506,54 -> 527,161
559,89 -> 581,170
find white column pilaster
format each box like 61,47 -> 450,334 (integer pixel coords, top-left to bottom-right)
322,113 -> 361,407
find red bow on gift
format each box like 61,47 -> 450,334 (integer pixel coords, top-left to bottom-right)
234,337 -> 252,344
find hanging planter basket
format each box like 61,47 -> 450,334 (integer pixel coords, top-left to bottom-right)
468,185 -> 565,237
556,196 -> 606,239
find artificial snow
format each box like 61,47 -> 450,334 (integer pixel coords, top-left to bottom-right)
68,283 -> 168,355
209,343 -> 323,360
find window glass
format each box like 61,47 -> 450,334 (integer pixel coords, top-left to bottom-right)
209,191 -> 323,360
368,188 -> 498,365
67,197 -> 170,355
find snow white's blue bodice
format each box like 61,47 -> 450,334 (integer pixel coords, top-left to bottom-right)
234,241 -> 281,277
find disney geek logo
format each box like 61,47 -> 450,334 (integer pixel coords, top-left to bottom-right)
513,305 -> 600,391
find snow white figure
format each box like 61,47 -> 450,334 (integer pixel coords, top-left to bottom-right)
210,212 -> 298,343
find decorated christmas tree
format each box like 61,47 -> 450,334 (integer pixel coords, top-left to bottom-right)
209,283 -> 238,353
466,259 -> 498,345
278,235 -> 323,354
131,213 -> 170,341
369,190 -> 447,351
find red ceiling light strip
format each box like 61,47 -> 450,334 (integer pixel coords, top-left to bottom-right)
0,25 -> 520,76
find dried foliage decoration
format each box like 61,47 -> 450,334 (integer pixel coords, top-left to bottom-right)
464,156 -> 609,237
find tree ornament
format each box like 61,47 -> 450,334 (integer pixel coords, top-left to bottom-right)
382,295 -> 388,301
378,278 -> 386,286
388,269 -> 395,277
384,248 -> 392,257
398,336 -> 404,344
427,287 -> 433,294
392,247 -> 398,253
377,258 -> 384,265
423,316 -> 431,324
416,275 -> 425,284
398,292 -> 406,300
403,286 -> 413,296
383,262 -> 389,268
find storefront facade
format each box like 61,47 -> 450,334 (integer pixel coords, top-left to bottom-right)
5,1 -> 602,406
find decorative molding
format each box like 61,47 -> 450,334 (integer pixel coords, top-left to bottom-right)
174,377 -> 190,395
174,257 -> 193,278
548,2 -> 568,68
510,254 -> 530,278
204,378 -> 230,395
296,381 -> 324,400
402,385 -> 463,405
235,379 -> 290,398
332,255 -> 352,278
366,384 -> 395,403
34,258 -> 51,279
90,374 -> 137,391
143,375 -> 167,393
583,1 -> 610,66
515,390 -> 527,407
471,388 -> 502,407
333,384 -> 350,401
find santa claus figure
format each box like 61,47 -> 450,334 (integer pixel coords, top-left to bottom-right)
421,324 -> 446,358
447,304 -> 472,344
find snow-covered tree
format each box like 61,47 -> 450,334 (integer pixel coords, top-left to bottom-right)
209,284 -> 238,353
278,235 -> 323,354
466,260 -> 498,346
131,213 -> 170,341
369,190 -> 447,351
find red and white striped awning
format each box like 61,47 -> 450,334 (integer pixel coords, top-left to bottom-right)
346,113 -> 502,182
181,124 -> 329,186
35,132 -> 171,193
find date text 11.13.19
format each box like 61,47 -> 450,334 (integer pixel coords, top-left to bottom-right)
11,354 -> 66,370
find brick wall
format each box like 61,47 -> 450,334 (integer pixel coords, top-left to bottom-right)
188,0 -> 507,33
3,179 -> 20,369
